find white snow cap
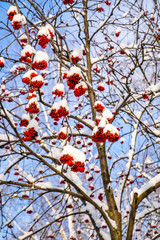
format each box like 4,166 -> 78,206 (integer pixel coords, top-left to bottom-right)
26,204 -> 33,212
0,174 -> 5,181
68,66 -> 81,76
116,27 -> 121,33
75,82 -> 87,89
26,119 -> 39,131
26,97 -> 40,109
0,57 -> 5,64
21,45 -> 36,56
27,174 -> 35,183
52,83 -> 64,92
46,24 -> 54,36
97,82 -> 105,88
59,126 -> 67,134
12,13 -> 26,25
33,51 -> 49,62
104,124 -> 119,134
31,75 -> 44,83
102,108 -> 113,119
22,70 -> 37,79
20,34 -> 27,40
94,100 -> 105,108
72,47 -> 82,59
60,145 -> 85,163
51,98 -> 69,111
7,5 -> 18,14
38,26 -> 51,39
22,114 -> 30,120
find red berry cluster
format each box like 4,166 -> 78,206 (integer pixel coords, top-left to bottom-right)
22,127 -> 38,141
63,72 -> 67,79
49,107 -> 69,121
107,118 -> 113,124
92,127 -> 108,143
97,85 -> 105,91
20,38 -> 27,44
96,7 -> 104,12
22,76 -> 30,85
105,130 -> 120,142
66,73 -> 81,89
95,118 -> 101,126
98,193 -> 103,201
93,103 -> 105,112
93,65 -> 100,73
76,123 -> 84,130
37,34 -> 50,48
142,92 -> 149,100
19,52 -> 33,63
32,60 -> 47,70
71,55 -> 82,64
105,1 -> 111,5
52,89 -> 64,97
7,11 -> 17,21
12,22 -> 22,30
60,154 -> 85,172
60,154 -> 74,166
58,132 -> 67,140
0,61 -> 5,68
71,161 -> 85,172
63,0 -> 75,5
48,30 -> 54,38
74,85 -> 87,97
30,80 -> 43,89
25,102 -> 39,114
26,92 -> 37,100
19,119 -> 29,127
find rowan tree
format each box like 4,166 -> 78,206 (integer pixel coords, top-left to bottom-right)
0,0 -> 160,239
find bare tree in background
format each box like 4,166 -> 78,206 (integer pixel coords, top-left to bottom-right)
0,0 -> 160,239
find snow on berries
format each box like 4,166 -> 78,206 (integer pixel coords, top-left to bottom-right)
104,124 -> 120,142
74,82 -> 87,97
30,75 -> 44,89
12,14 -> 26,30
26,205 -> 33,214
49,99 -> 69,121
22,119 -> 39,141
92,124 -> 120,143
19,114 -> 30,127
7,5 -> 18,21
58,126 -> 68,140
66,67 -> 81,89
115,27 -> 121,37
25,97 -> 40,114
22,70 -> 38,85
93,64 -> 100,73
32,51 -> 49,70
37,26 -> 51,48
92,126 -> 108,143
93,101 -> 105,113
96,4 -> 104,12
71,47 -> 82,64
19,45 -> 36,63
20,34 -> 28,46
60,145 -> 85,172
52,83 -> 64,97
46,24 -> 54,38
102,108 -> 113,124
97,82 -> 105,91
0,57 -> 5,68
